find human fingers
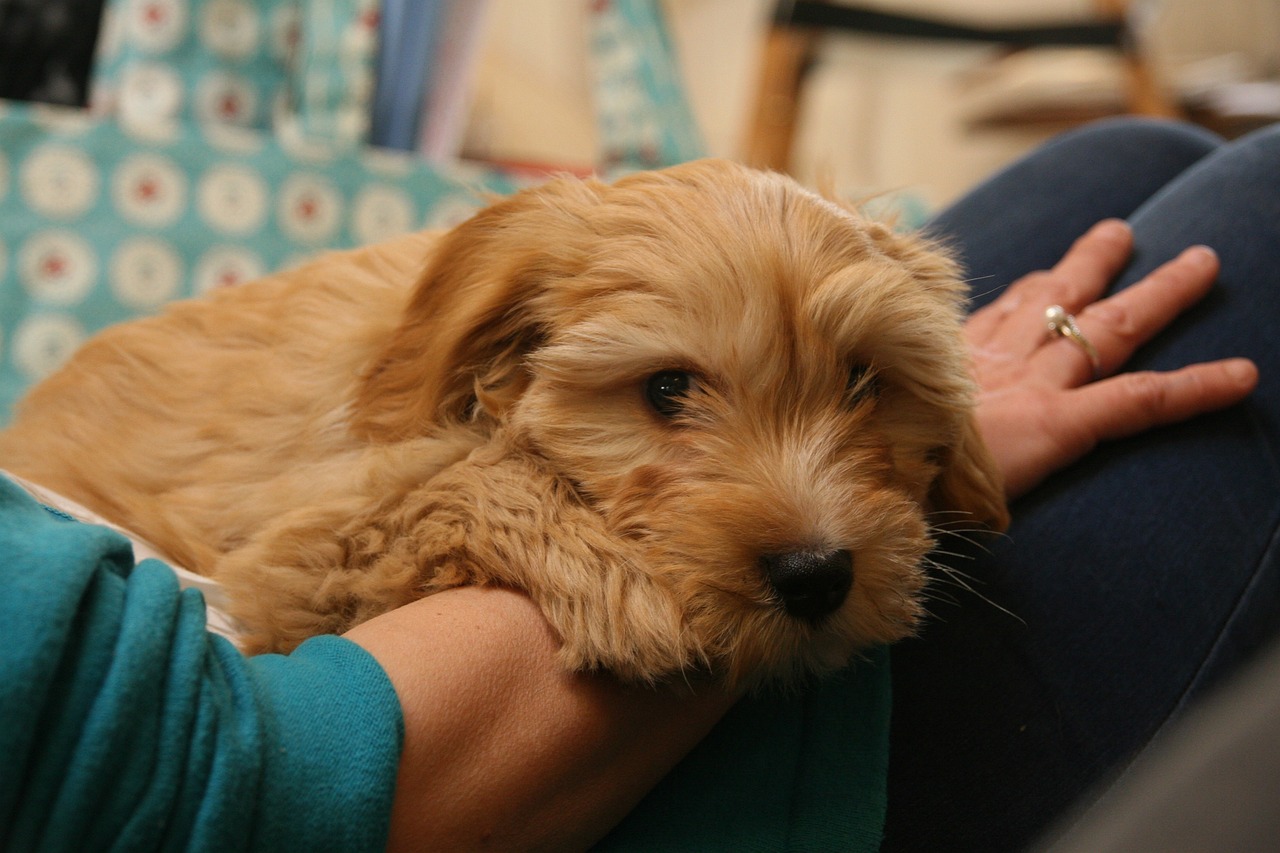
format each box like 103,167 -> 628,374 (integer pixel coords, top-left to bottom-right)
1048,218 -> 1134,303
965,219 -> 1132,351
1061,358 -> 1258,455
1038,245 -> 1220,386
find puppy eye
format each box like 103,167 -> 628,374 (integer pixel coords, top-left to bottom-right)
846,362 -> 879,406
646,370 -> 698,419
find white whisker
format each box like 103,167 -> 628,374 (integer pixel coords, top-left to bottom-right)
922,555 -> 1026,625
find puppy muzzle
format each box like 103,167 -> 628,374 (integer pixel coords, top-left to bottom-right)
760,550 -> 854,621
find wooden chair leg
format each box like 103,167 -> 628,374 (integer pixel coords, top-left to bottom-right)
743,25 -> 816,171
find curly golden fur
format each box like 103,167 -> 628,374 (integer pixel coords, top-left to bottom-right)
0,159 -> 1007,685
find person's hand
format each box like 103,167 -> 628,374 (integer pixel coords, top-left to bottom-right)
966,219 -> 1258,500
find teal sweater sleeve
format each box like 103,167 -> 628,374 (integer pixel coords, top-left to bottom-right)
0,477 -> 404,852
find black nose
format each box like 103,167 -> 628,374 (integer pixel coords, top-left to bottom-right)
760,550 -> 854,621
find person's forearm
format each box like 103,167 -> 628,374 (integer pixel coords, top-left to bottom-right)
344,585 -> 738,851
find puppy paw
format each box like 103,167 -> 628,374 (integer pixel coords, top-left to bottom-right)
410,446 -> 705,683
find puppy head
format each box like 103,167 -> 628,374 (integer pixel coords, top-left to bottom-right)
357,159 -> 1007,684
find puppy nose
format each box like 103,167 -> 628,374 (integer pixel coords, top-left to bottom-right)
760,550 -> 854,620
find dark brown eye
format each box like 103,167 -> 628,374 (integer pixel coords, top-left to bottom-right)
846,363 -> 879,406
646,370 -> 696,419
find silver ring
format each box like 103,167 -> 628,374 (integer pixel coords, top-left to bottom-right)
1045,304 -> 1102,380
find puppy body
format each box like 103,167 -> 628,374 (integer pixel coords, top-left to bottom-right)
0,160 -> 1006,685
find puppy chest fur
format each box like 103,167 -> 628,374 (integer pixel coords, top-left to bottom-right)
0,159 -> 1007,686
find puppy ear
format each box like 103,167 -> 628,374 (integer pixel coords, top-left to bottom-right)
931,417 -> 1010,532
861,221 -> 1009,531
352,178 -> 603,441
862,220 -> 968,299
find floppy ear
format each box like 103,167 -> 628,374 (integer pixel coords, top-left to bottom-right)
861,219 -> 969,299
352,177 -> 604,442
860,220 -> 1009,531
931,417 -> 1010,532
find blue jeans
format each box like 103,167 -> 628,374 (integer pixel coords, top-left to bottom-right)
884,118 -> 1280,852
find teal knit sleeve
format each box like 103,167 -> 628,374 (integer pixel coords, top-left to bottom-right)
0,477 -> 404,852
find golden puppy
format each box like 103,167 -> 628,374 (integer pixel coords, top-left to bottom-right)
0,160 -> 1006,685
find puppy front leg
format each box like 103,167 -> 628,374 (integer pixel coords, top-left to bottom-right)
403,444 -> 702,683
217,444 -> 699,681
215,489 -> 435,655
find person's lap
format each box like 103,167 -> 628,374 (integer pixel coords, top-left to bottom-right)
884,118 -> 1280,851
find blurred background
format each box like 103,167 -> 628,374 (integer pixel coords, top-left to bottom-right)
2,0 -> 1278,210
456,0 -> 1280,209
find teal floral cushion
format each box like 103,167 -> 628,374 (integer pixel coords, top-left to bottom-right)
0,100 -> 513,421
91,0 -> 301,130
287,0 -> 379,148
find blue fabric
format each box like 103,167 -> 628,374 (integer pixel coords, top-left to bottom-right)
0,475 -> 403,852
369,0 -> 443,149
886,118 -> 1280,852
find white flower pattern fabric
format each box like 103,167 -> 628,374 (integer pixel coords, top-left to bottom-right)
0,0 -> 517,420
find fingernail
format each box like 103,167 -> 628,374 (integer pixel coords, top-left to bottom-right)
1096,220 -> 1131,240
1227,359 -> 1258,386
1186,245 -> 1218,267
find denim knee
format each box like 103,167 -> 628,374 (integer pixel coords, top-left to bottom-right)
1040,116 -> 1223,174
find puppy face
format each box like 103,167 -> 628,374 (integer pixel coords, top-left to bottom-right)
357,159 -> 1006,683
